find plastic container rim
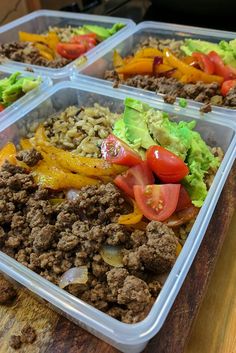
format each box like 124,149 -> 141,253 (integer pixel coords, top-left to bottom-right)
0,80 -> 235,347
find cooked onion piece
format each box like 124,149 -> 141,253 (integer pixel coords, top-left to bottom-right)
59,266 -> 88,289
100,245 -> 123,267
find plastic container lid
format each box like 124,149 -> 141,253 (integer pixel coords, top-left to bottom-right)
0,9 -> 135,81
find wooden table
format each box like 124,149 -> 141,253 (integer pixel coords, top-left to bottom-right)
0,164 -> 235,353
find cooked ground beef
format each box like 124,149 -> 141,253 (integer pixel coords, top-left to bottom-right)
0,42 -> 71,68
0,161 -> 178,323
104,37 -> 236,109
105,72 -> 224,106
0,275 -> 17,304
16,148 -> 43,167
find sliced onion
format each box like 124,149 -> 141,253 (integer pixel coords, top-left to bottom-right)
165,205 -> 199,228
66,189 -> 80,200
152,55 -> 163,75
59,266 -> 88,289
100,245 -> 123,268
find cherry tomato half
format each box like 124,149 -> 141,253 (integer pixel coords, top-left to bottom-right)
114,161 -> 154,198
175,185 -> 192,212
192,52 -> 215,75
208,51 -> 236,80
101,134 -> 142,167
146,145 -> 189,183
221,79 -> 236,96
0,104 -> 5,112
56,42 -> 86,60
134,184 -> 180,222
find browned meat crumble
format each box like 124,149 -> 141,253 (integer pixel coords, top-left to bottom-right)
0,161 -> 178,323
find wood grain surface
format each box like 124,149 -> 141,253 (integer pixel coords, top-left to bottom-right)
0,163 -> 235,353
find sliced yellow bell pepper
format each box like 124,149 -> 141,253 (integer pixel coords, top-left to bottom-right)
33,161 -> 100,190
34,43 -> 54,61
19,31 -> 59,52
0,142 -> 16,167
176,241 -> 182,256
40,144 -> 127,177
113,50 -> 124,68
134,47 -> 163,58
118,200 -> 143,225
163,48 -> 223,84
116,59 -> 154,75
20,138 -> 34,150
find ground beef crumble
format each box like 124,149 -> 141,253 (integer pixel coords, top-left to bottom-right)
0,161 -> 178,323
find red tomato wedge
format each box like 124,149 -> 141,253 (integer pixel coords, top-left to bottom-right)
56,42 -> 86,60
133,184 -> 180,222
146,146 -> 189,183
207,51 -> 236,80
192,52 -> 215,75
0,104 -> 5,112
221,79 -> 236,96
114,162 -> 154,198
101,134 -> 142,167
175,185 -> 192,212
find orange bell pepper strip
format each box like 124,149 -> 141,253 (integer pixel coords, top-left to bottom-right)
116,58 -> 154,75
19,31 -> 59,52
33,161 -> 100,190
134,47 -> 163,58
20,138 -> 34,150
163,48 -> 223,84
39,144 -> 127,177
113,50 -> 124,68
118,200 -> 143,225
176,241 -> 182,256
0,142 -> 16,167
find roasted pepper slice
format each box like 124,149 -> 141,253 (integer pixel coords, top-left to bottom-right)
19,31 -> 59,52
116,58 -> 154,75
134,47 -> 163,58
0,142 -> 16,166
118,200 -> 143,225
33,161 -> 100,190
113,50 -> 124,68
163,48 -> 223,84
40,144 -> 127,177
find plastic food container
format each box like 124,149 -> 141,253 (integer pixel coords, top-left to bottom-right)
74,21 -> 236,116
0,66 -> 52,121
0,81 -> 235,353
0,9 -> 135,81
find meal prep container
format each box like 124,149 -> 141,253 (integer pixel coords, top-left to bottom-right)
73,21 -> 236,117
0,9 -> 135,81
0,80 -> 235,353
0,66 -> 52,121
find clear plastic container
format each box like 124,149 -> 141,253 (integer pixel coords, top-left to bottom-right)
0,80 -> 235,353
0,9 -> 135,81
74,21 -> 236,116
0,66 -> 52,122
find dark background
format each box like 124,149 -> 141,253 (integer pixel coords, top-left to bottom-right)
59,0 -> 236,31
